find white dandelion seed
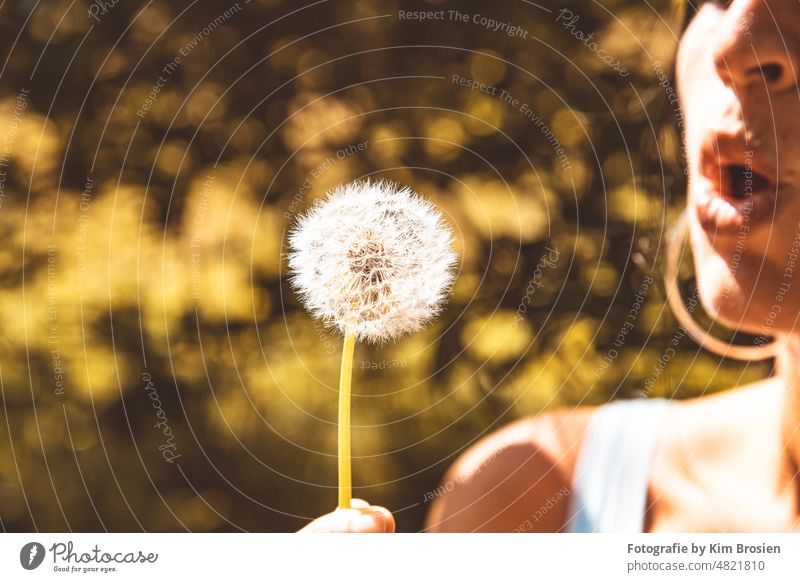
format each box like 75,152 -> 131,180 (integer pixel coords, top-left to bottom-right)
288,179 -> 457,344
287,179 -> 457,510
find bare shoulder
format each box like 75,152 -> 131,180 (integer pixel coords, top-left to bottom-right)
422,382 -> 783,533
647,378 -> 786,531
656,378 -> 783,469
424,407 -> 597,532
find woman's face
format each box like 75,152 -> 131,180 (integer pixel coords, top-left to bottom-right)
678,0 -> 800,336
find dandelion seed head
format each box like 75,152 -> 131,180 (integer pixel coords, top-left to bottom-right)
288,180 -> 457,343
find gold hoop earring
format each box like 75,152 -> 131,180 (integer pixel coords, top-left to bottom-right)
664,210 -> 782,361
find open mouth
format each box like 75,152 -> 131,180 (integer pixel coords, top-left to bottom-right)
721,164 -> 772,201
695,137 -> 778,233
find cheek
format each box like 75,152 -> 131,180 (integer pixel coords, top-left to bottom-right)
675,14 -> 709,109
676,40 -> 711,181
675,12 -> 727,154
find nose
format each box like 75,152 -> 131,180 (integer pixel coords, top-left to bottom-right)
713,1 -> 798,94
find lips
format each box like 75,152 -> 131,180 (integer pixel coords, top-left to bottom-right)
694,130 -> 777,234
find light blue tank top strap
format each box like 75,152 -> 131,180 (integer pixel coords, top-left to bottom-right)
565,398 -> 672,533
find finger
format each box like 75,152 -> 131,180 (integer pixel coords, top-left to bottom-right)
298,508 -> 362,533
298,504 -> 394,533
347,508 -> 390,533
345,503 -> 394,533
369,506 -> 395,533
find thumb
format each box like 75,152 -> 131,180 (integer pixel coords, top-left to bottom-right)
299,499 -> 395,533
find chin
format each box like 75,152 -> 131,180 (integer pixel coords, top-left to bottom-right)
692,248 -> 768,335
697,286 -> 767,335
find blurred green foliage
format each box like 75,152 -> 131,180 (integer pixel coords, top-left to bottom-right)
0,0 -> 768,532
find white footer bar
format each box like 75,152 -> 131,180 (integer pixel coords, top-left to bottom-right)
1,533 -> 798,581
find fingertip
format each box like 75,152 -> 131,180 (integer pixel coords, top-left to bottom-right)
300,500 -> 395,533
370,506 -> 395,533
348,511 -> 387,533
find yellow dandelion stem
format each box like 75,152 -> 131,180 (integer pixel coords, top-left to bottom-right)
337,332 -> 356,509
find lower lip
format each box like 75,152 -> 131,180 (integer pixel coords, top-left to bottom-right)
694,179 -> 777,235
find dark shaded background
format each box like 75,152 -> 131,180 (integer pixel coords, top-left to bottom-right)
0,0 -> 768,532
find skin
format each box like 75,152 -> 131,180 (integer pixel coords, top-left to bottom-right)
303,0 -> 800,533
299,499 -> 395,533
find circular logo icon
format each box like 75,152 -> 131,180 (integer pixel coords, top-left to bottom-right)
20,542 -> 46,570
